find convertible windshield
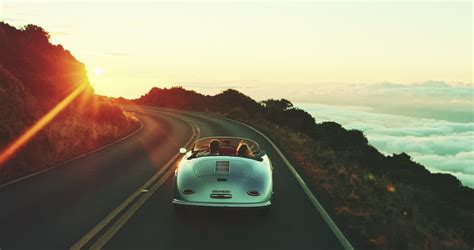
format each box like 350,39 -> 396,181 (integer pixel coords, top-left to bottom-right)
192,137 -> 261,158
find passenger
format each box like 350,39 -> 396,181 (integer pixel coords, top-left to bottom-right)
237,143 -> 253,158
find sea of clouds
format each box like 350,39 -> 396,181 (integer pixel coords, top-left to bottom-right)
290,81 -> 474,123
297,103 -> 474,188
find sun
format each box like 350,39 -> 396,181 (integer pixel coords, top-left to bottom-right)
94,67 -> 104,76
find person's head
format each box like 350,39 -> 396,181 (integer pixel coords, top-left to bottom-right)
237,143 -> 251,157
209,139 -> 220,155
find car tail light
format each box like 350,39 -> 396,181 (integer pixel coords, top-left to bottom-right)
183,189 -> 195,194
247,191 -> 260,196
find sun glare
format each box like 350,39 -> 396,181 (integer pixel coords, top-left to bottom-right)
0,83 -> 89,167
94,67 -> 104,76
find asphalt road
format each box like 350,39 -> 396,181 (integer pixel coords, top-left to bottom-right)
0,106 -> 344,250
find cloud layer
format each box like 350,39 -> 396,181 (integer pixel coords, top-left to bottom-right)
292,81 -> 474,122
298,103 -> 474,188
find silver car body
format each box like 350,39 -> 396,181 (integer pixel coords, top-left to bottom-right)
173,137 -> 273,208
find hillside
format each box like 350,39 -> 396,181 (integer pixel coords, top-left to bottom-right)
0,22 -> 139,184
129,86 -> 474,249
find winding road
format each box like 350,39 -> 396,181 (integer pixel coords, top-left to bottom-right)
0,106 -> 348,250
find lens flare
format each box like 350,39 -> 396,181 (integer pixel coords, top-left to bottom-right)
386,183 -> 396,193
0,83 -> 88,167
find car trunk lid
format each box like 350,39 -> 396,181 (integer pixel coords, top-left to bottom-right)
193,159 -> 251,177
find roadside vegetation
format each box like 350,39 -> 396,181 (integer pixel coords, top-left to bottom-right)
0,23 -> 139,184
129,86 -> 474,249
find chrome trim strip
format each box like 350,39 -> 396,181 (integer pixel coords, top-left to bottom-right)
172,199 -> 271,208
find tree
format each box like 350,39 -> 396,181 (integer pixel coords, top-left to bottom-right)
261,98 -> 293,111
23,24 -> 50,42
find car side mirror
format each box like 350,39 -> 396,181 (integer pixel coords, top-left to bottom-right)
254,150 -> 266,158
253,150 -> 266,161
179,147 -> 187,154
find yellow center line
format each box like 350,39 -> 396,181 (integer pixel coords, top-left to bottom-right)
71,118 -> 200,250
91,166 -> 177,249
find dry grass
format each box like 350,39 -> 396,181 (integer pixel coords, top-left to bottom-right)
0,99 -> 140,184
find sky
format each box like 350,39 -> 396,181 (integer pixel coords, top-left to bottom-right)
1,1 -> 472,100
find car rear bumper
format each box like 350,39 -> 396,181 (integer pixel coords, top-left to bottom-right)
172,199 -> 271,208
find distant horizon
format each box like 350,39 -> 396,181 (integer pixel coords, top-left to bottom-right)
121,80 -> 474,123
99,80 -> 473,100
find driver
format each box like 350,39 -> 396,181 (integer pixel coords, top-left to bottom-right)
208,139 -> 220,155
197,139 -> 220,156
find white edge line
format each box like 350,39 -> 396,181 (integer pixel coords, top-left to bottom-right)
213,115 -> 354,250
0,118 -> 144,189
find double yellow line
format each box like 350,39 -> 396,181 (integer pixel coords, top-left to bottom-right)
71,121 -> 200,250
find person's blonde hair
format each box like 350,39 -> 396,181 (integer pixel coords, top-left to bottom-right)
237,142 -> 253,157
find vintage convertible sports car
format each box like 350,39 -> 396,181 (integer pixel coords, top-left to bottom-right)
173,136 -> 273,209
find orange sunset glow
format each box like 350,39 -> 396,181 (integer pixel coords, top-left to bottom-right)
0,83 -> 89,166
